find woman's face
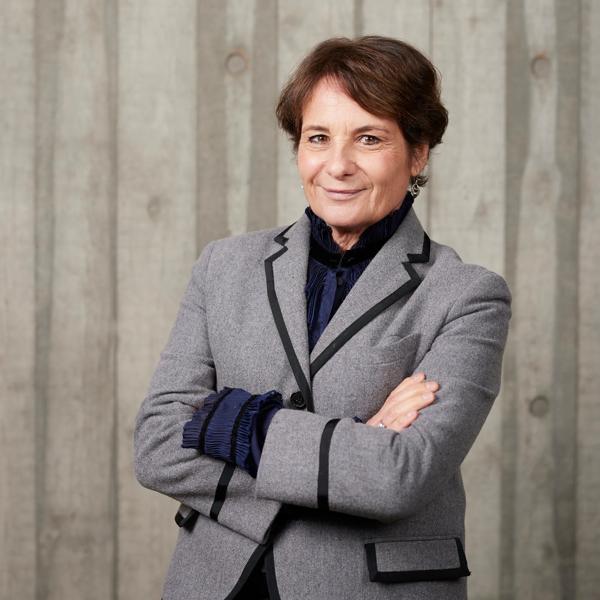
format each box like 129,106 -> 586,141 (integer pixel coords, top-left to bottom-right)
297,78 -> 428,249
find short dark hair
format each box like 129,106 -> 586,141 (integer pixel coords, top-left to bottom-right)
276,35 -> 448,186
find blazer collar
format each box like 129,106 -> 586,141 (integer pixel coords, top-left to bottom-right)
264,207 -> 430,410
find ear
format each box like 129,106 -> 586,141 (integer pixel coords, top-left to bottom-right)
410,144 -> 429,176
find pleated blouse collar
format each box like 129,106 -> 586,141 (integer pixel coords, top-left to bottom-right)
304,190 -> 415,264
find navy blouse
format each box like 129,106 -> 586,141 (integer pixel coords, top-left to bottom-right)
304,191 -> 414,352
181,191 -> 415,477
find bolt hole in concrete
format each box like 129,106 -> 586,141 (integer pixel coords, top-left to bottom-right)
530,53 -> 551,78
226,50 -> 248,75
529,395 -> 549,417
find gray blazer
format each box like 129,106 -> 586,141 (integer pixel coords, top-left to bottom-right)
133,206 -> 512,600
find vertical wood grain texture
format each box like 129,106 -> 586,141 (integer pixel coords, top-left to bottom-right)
553,1 -> 580,598
246,0 -> 279,231
224,0 -> 280,235
34,1 -> 116,598
509,0 -> 576,598
197,0 -> 279,241
225,0 -> 253,235
276,0 -> 355,226
0,1 -> 36,599
515,0 -> 561,594
117,2 -> 198,599
503,2 -> 529,597
577,0 -> 600,597
31,0 -> 117,598
1,2 -> 598,599
197,1 -> 229,245
430,3 -> 508,598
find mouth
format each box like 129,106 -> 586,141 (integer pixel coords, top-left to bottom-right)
321,187 -> 366,200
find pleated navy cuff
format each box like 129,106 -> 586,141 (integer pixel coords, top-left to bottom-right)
182,387 -> 283,478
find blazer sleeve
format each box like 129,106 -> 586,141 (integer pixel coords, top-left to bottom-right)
132,241 -> 281,544
255,270 -> 512,523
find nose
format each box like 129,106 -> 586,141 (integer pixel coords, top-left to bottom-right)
325,142 -> 357,179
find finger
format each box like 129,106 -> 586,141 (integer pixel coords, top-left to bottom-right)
385,384 -> 438,413
366,413 -> 383,426
377,390 -> 436,424
405,371 -> 426,385
369,378 -> 439,426
386,378 -> 438,403
366,408 -> 393,426
391,371 -> 425,392
385,410 -> 418,432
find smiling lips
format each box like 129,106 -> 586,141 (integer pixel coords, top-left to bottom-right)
322,187 -> 366,199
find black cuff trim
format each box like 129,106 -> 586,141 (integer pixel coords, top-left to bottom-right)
210,462 -> 235,521
317,418 -> 341,511
174,506 -> 199,530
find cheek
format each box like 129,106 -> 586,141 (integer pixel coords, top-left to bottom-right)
297,152 -> 323,181
368,156 -> 408,188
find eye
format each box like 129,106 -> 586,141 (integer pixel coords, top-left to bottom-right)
307,134 -> 328,144
359,134 -> 381,145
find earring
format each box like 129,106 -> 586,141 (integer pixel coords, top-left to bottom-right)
409,176 -> 421,198
300,184 -> 304,189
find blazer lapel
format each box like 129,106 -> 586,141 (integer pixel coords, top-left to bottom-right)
308,207 -> 430,379
264,214 -> 314,409
264,207 -> 430,412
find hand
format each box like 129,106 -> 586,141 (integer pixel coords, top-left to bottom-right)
365,372 -> 439,432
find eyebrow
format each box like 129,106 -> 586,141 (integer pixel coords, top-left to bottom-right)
301,124 -> 391,134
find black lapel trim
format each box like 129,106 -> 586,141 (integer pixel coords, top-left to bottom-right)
264,223 -> 314,412
209,463 -> 235,521
317,418 -> 341,511
224,542 -> 270,600
407,231 -> 430,262
264,544 -> 282,600
310,233 -> 430,379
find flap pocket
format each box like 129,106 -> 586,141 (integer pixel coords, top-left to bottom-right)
362,332 -> 420,367
174,503 -> 199,531
364,536 -> 471,583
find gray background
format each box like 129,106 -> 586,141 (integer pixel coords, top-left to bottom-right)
1,1 -> 598,599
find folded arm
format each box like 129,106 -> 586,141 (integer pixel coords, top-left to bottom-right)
132,242 -> 281,544
255,271 -> 512,523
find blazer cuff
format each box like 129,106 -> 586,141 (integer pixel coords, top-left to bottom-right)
182,387 -> 283,478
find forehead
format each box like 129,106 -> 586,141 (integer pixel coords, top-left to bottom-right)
302,78 -> 390,127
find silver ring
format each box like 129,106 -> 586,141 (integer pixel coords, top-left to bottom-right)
378,422 -> 386,428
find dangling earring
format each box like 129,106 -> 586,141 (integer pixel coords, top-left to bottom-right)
409,176 -> 421,198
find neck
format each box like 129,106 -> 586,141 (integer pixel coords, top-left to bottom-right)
330,228 -> 363,251
305,190 -> 415,255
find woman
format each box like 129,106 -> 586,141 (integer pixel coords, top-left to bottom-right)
134,36 -> 511,600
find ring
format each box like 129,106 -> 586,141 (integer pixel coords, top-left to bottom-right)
378,422 -> 386,428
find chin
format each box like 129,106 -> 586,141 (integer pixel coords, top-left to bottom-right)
311,201 -> 367,231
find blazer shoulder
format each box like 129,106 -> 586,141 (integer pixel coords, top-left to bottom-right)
191,221 -> 299,286
427,239 -> 512,304
202,223 -> 292,256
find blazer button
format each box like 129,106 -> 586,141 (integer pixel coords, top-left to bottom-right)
290,391 -> 306,410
